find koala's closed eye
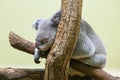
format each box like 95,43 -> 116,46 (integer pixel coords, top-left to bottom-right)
41,38 -> 49,44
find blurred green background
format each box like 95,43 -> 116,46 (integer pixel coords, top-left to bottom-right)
0,0 -> 120,75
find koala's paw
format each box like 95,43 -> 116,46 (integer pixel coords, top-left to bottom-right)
34,53 -> 41,63
34,48 -> 41,64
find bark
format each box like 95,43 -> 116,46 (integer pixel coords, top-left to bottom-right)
8,32 -> 120,80
70,59 -> 117,80
44,0 -> 82,80
0,67 -> 119,80
0,67 -> 44,80
9,31 -> 35,55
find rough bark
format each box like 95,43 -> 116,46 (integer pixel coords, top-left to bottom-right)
44,0 -> 83,80
0,67 -> 120,80
9,31 -> 35,55
70,59 -> 117,80
8,32 -> 120,80
0,67 -> 44,80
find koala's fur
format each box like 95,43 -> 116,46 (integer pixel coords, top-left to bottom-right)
32,10 -> 106,76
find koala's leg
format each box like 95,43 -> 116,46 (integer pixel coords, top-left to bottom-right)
34,48 -> 40,63
72,32 -> 95,59
80,53 -> 106,68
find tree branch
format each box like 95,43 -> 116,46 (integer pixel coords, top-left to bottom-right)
8,31 -> 120,80
0,67 -> 44,80
9,31 -> 35,55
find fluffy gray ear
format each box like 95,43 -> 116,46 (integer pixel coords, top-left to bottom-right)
32,19 -> 44,30
50,10 -> 61,26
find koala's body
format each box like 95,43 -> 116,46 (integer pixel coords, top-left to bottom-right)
32,10 -> 106,76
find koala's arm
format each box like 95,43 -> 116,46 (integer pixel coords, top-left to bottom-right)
34,48 -> 40,63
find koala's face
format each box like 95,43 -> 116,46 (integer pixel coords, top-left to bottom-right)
32,10 -> 61,51
33,19 -> 57,51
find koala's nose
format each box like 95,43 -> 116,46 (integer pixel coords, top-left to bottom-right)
35,40 -> 40,48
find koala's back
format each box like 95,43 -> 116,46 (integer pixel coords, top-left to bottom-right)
80,20 -> 106,54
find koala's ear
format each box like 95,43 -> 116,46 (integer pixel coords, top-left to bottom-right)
32,19 -> 44,30
32,23 -> 38,30
50,10 -> 61,26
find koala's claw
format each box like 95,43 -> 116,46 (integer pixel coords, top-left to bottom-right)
34,59 -> 41,64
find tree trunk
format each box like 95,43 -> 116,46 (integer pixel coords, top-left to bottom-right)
44,0 -> 82,80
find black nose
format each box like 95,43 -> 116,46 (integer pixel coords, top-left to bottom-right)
35,40 -> 40,48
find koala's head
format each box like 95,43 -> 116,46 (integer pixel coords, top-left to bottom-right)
32,10 -> 61,51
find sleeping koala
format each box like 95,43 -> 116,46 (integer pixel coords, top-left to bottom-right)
32,10 -> 106,72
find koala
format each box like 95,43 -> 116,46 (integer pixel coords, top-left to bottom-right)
32,10 -> 106,73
